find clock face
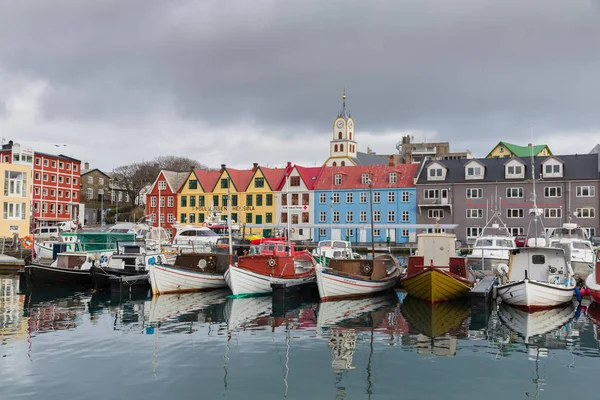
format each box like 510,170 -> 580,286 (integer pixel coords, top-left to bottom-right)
336,120 -> 344,128
348,121 -> 353,129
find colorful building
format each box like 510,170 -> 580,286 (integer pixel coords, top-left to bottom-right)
276,164 -> 323,241
313,163 -> 419,244
0,162 -> 32,238
1,140 -> 82,228
486,142 -> 552,158
178,169 -> 221,225
146,170 -> 188,235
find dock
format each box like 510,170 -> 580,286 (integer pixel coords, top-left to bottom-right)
469,276 -> 497,329
0,254 -> 26,273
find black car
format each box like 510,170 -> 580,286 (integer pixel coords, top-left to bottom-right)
216,237 -> 251,257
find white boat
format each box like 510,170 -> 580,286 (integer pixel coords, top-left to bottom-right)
149,253 -> 230,294
33,232 -> 79,260
316,255 -> 401,301
497,301 -> 576,342
548,223 -> 595,280
467,233 -> 515,276
312,240 -> 360,267
496,247 -> 575,309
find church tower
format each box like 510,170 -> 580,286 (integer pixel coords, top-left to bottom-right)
324,90 -> 358,167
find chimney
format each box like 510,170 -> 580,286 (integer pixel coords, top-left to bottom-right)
252,162 -> 258,171
287,161 -> 292,168
389,155 -> 395,167
220,164 -> 226,172
84,162 -> 89,170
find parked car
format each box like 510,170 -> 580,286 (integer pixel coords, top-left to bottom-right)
31,226 -> 61,239
173,227 -> 220,247
515,235 -> 529,247
57,221 -> 78,232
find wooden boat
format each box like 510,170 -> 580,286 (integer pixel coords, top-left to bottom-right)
24,254 -> 93,287
311,240 -> 361,267
496,247 -> 576,310
149,253 -> 231,294
584,247 -> 600,303
225,240 -> 317,296
401,232 -> 475,303
316,255 -> 401,301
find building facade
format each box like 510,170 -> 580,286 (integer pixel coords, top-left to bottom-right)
178,169 -> 220,226
146,170 -> 188,235
0,163 -> 32,238
313,164 -> 419,244
396,135 -> 472,164
415,154 -> 600,245
276,165 -> 323,241
80,167 -> 111,225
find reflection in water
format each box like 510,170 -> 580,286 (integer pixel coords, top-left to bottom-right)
3,272 -> 600,399
400,296 -> 470,356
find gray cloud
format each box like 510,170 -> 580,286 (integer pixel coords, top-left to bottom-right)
1,0 -> 600,170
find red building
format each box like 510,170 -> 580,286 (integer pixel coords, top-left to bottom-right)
0,140 -> 82,228
145,170 -> 188,235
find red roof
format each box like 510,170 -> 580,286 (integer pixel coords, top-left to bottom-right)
313,164 -> 419,190
194,169 -> 220,192
225,168 -> 255,191
261,164 -> 293,191
295,165 -> 324,190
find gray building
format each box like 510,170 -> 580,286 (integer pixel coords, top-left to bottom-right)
415,154 -> 600,245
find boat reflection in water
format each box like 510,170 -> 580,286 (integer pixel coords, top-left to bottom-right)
498,301 -> 576,343
400,296 -> 470,357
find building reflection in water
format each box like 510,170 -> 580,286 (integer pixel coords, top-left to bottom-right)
0,276 -> 27,345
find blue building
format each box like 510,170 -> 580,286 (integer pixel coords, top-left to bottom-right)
313,164 -> 419,244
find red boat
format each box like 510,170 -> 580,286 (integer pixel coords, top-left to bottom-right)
584,250 -> 600,303
224,240 -> 317,296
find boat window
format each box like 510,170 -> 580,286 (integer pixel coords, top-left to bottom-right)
332,241 -> 347,248
277,245 -> 285,253
333,251 -> 342,258
319,241 -> 331,247
531,254 -> 545,264
572,242 -> 587,250
267,244 -> 275,251
497,240 -> 513,247
475,239 -> 493,247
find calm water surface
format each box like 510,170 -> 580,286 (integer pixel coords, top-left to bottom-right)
1,274 -> 599,400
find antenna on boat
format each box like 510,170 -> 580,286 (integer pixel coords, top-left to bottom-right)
227,176 -> 233,264
286,173 -> 292,256
368,171 -> 375,261
529,140 -> 539,247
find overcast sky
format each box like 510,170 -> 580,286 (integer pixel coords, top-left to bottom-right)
1,0 -> 600,171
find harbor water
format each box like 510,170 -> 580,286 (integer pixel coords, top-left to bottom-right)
1,274 -> 599,399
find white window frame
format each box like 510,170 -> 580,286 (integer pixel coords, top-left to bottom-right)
334,174 -> 342,185
332,193 -> 340,204
544,187 -> 562,198
87,188 -> 93,200
401,229 -> 409,237
319,211 -> 327,222
402,191 -> 409,203
506,187 -> 523,198
402,211 -> 409,222
373,211 -> 381,222
388,211 -> 396,222
576,208 -> 595,218
360,192 -> 367,203
466,188 -> 483,199
168,196 -> 174,207
544,208 -> 562,218
374,229 -> 381,237
360,211 -> 367,222
506,208 -> 524,219
158,181 -> 167,190
467,227 -> 483,239
466,209 -> 483,218
319,228 -> 327,237
373,192 -> 381,203
428,209 -> 444,219
88,176 -> 93,184
346,211 -> 353,222
150,197 -> 156,207
576,186 -> 595,197
389,172 -> 397,184
361,174 -> 369,184
388,192 -> 395,203
333,211 -> 340,223
319,193 -> 327,204
346,193 -> 353,204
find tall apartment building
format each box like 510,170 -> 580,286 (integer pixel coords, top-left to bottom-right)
0,140 -> 82,228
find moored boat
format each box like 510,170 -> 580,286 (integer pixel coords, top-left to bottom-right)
548,223 -> 595,281
225,241 -> 317,296
311,240 -> 360,267
584,249 -> 600,303
149,253 -> 230,295
315,255 -> 401,301
401,232 -> 475,303
24,254 -> 93,287
495,246 -> 576,310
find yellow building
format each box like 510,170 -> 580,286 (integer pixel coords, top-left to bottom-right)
177,169 -> 221,225
177,164 -> 289,238
0,163 -> 32,238
486,142 -> 552,158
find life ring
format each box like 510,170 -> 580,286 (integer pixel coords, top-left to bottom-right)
268,258 -> 277,267
202,222 -> 208,227
21,235 -> 33,249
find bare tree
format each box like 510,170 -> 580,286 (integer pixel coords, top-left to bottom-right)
154,156 -> 209,172
113,161 -> 160,208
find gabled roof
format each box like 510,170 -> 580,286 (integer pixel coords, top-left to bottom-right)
193,169 -> 220,192
416,154 -> 599,184
352,151 -> 389,166
313,164 -> 419,190
259,166 -> 290,191
295,165 -> 324,190
541,155 -> 564,164
488,142 -> 551,158
222,168 -> 254,192
464,159 -> 485,168
80,168 -> 110,178
590,144 -> 600,154
503,157 -> 525,166
161,170 -> 189,193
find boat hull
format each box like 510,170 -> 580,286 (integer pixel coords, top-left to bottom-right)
90,266 -> 148,290
149,263 -> 228,295
572,261 -> 593,281
24,263 -> 93,287
585,273 -> 600,303
497,279 -> 575,310
401,268 -> 472,304
316,267 -> 398,301
225,265 -> 315,296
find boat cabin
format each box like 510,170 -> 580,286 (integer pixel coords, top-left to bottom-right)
54,254 -> 88,270
314,240 -> 355,260
256,241 -> 297,256
407,233 -> 467,277
549,223 -> 588,240
473,237 -> 515,249
507,247 -> 572,283
327,254 -> 399,281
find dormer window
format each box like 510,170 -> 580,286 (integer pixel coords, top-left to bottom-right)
389,172 -> 397,184
507,166 -> 522,175
542,159 -> 563,178
429,168 -> 442,178
361,173 -> 369,184
334,174 -> 342,185
464,160 -> 484,180
504,159 -> 525,179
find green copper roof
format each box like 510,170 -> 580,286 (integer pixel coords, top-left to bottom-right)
490,142 -> 551,158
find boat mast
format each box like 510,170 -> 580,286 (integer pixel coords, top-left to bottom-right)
227,176 -> 233,263
286,173 -> 292,256
158,178 -> 162,254
529,142 -> 538,247
368,171 -> 375,261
